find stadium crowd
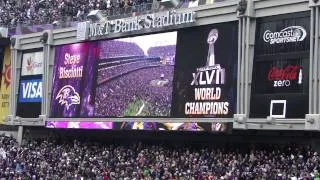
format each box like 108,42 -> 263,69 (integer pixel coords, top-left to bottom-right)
97,58 -> 160,83
95,65 -> 173,117
148,45 -> 176,57
99,41 -> 145,59
0,134 -> 320,179
95,41 -> 174,117
0,0 -> 155,26
0,0 -> 229,27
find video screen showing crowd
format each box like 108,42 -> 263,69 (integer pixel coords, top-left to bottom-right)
95,33 -> 176,117
49,22 -> 237,132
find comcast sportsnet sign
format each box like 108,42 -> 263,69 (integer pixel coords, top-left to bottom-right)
263,26 -> 307,45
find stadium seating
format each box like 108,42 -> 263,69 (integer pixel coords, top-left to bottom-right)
99,41 -> 145,59
147,45 -> 176,57
95,65 -> 174,117
0,0 -> 227,28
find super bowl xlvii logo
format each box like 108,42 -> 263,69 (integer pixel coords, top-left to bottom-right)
55,85 -> 80,110
186,29 -> 229,116
263,26 -> 307,45
191,29 -> 225,86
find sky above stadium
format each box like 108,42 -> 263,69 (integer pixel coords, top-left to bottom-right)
117,31 -> 177,55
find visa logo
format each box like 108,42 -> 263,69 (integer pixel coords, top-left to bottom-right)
19,79 -> 42,103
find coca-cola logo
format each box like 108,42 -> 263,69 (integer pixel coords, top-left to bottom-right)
267,65 -> 303,87
268,65 -> 300,81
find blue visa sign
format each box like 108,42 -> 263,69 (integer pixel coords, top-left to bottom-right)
18,79 -> 42,103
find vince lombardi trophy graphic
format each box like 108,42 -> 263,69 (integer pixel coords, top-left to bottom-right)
207,29 -> 219,68
196,28 -> 225,84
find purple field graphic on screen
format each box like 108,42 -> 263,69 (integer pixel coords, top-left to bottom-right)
45,121 -> 229,132
46,121 -> 113,129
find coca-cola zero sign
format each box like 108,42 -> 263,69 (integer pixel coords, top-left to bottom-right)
267,65 -> 303,88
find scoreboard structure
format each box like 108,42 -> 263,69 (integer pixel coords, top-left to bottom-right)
4,0 -> 320,132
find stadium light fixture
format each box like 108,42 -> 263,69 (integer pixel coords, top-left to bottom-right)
5,115 -> 14,123
307,117 -> 315,124
237,0 -> 247,15
266,116 -> 275,124
10,37 -> 16,47
52,21 -> 60,26
139,19 -> 145,28
0,27 -> 8,38
159,0 -> 180,8
40,32 -> 48,43
87,10 -> 107,23
234,114 -> 246,124
15,116 -> 22,124
237,116 -> 244,124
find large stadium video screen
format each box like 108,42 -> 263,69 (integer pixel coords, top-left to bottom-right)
50,22 -> 238,118
50,32 -> 176,118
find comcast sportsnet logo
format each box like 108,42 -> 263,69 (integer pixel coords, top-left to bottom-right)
263,26 -> 307,45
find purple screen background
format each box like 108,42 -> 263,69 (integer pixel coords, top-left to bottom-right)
50,43 -> 98,117
46,121 -> 113,129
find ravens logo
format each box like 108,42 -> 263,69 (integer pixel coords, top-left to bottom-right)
55,85 -> 81,110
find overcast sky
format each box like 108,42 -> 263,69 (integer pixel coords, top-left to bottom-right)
117,31 -> 177,55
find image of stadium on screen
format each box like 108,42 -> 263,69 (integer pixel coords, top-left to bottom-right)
94,32 -> 177,117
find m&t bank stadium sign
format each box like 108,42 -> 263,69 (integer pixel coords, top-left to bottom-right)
77,10 -> 196,40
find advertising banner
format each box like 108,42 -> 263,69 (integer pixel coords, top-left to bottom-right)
50,22 -> 238,119
16,75 -> 42,118
250,12 -> 310,118
250,57 -> 309,118
21,52 -> 44,76
253,58 -> 305,94
16,50 -> 43,118
0,47 -> 11,123
18,78 -> 42,103
255,12 -> 310,56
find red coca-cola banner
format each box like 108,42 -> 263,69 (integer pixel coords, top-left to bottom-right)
267,65 -> 301,81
